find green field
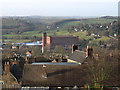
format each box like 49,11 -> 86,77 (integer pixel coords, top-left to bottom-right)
55,18 -> 116,28
4,39 -> 32,43
79,18 -> 116,24
3,31 -> 110,44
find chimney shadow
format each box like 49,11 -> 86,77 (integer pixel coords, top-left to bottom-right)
47,69 -> 73,77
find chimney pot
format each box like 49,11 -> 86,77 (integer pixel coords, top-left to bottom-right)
86,46 -> 93,57
72,44 -> 78,53
4,62 -> 10,75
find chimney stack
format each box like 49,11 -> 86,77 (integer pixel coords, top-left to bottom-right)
72,44 -> 78,53
4,62 -> 10,75
86,46 -> 93,57
42,32 -> 47,53
42,65 -> 47,78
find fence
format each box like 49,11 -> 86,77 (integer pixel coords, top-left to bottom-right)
2,84 -> 21,89
1,85 -> 120,90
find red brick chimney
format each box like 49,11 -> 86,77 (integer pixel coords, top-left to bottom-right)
4,62 -> 10,75
72,44 -> 78,53
42,32 -> 47,53
86,46 -> 93,57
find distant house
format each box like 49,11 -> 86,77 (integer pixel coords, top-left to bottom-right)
12,45 -> 17,49
68,50 -> 86,64
67,45 -> 93,64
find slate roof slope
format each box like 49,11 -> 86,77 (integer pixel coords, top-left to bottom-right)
22,63 -> 86,87
68,50 -> 86,63
50,36 -> 79,46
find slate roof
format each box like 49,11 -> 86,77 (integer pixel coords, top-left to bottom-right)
68,50 -> 86,63
10,64 -> 23,81
51,36 -> 79,46
46,36 -> 79,48
22,63 -> 86,87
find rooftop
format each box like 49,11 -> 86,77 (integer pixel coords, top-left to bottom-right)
32,62 -> 79,65
22,64 -> 85,87
68,50 -> 86,63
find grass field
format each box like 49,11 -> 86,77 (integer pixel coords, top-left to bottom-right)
23,31 -> 39,34
4,39 -> 32,43
58,21 -> 81,27
79,18 -> 116,24
95,36 -> 110,41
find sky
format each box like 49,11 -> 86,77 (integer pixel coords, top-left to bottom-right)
0,0 -> 119,16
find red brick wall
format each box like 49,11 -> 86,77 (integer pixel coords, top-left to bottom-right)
46,36 -> 51,48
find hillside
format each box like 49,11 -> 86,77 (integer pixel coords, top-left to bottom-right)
2,16 -> 118,48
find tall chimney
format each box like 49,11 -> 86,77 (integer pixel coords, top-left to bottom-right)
42,32 -> 47,53
86,46 -> 93,57
72,44 -> 78,53
4,62 -> 10,75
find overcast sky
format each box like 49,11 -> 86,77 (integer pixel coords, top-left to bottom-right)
1,0 -> 119,16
